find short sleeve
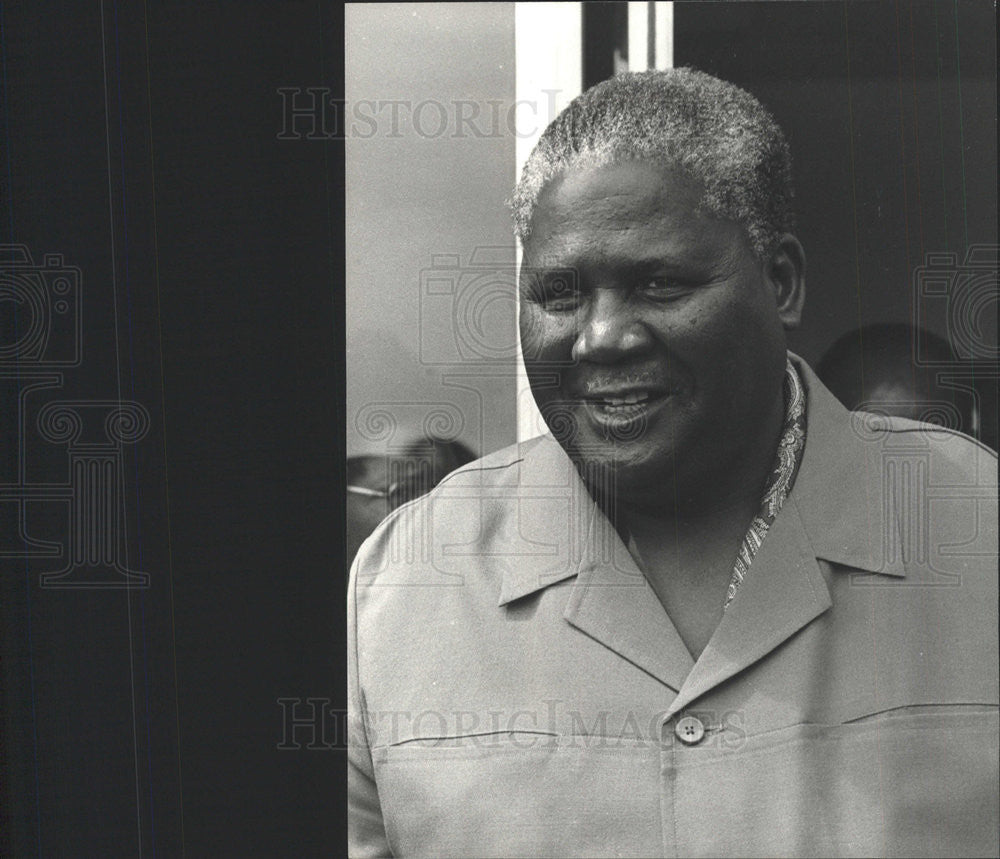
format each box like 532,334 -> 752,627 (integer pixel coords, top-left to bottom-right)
348,556 -> 391,858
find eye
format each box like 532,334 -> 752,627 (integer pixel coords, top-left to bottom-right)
526,270 -> 580,312
639,277 -> 693,302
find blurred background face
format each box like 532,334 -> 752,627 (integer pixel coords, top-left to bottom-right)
816,323 -> 980,436
865,379 -> 943,422
346,456 -> 392,564
346,440 -> 478,567
519,160 -> 790,504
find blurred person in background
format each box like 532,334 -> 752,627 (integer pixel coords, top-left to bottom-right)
817,322 -> 986,445
346,437 -> 476,566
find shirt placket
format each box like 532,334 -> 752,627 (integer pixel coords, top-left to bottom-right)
659,708 -> 730,857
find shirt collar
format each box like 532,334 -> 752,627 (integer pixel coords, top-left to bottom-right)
787,353 -> 906,577
495,433 -> 599,605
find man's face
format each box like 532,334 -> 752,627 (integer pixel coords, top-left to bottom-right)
519,160 -> 797,505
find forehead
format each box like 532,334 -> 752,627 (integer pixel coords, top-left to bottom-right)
524,160 -> 742,266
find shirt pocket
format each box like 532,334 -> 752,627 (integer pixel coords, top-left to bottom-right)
372,730 -> 665,858
671,704 -> 999,858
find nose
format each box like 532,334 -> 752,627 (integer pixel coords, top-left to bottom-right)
571,288 -> 654,363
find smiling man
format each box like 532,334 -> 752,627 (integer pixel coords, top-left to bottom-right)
516,151 -> 807,658
348,70 -> 998,858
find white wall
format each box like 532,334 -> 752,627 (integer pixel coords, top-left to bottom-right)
346,3 -> 519,459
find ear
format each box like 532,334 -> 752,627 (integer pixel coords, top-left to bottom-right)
765,233 -> 806,329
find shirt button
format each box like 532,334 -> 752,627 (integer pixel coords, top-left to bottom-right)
675,715 -> 705,745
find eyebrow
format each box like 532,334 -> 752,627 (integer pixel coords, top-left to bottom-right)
553,254 -> 710,278
618,255 -> 695,271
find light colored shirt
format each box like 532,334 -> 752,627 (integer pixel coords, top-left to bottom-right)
348,356 -> 999,858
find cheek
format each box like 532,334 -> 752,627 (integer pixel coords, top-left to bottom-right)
672,287 -> 779,359
646,296 -> 736,360
519,305 -> 576,362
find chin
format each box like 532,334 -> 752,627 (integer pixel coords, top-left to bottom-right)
566,441 -> 675,498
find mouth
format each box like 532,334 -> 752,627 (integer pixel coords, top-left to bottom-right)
580,390 -> 671,426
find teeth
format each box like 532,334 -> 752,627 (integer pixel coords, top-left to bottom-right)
602,393 -> 646,406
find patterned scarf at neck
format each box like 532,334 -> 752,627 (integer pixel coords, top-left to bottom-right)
723,357 -> 807,610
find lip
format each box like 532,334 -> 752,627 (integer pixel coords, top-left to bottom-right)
579,391 -> 672,435
582,386 -> 666,400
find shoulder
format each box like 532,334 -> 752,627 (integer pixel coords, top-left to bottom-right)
780,360 -> 996,578
793,351 -> 996,482
850,410 -> 997,484
848,412 -> 996,550
348,436 -> 551,591
865,411 -> 995,455
859,413 -> 997,582
431,438 -> 529,486
348,440 -> 550,663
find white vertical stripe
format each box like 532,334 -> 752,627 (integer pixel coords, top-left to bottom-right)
627,1 -> 649,72
514,3 -> 582,442
654,2 -> 674,70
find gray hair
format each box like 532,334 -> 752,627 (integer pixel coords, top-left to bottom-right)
510,68 -> 795,259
